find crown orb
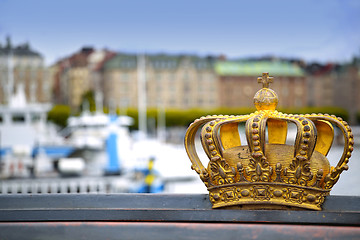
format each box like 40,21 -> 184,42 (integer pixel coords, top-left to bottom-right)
253,88 -> 278,111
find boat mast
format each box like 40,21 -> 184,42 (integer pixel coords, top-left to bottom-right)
157,100 -> 166,142
95,91 -> 103,113
137,54 -> 147,138
6,39 -> 14,104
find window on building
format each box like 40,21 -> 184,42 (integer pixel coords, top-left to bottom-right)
183,82 -> 190,92
157,84 -> 162,92
121,60 -> 135,68
121,85 -> 129,93
31,114 -> 41,123
167,61 -> 176,68
12,114 -> 25,123
197,61 -> 207,69
153,61 -> 161,69
244,86 -> 253,96
169,98 -> 175,106
205,74 -> 211,82
120,98 -> 130,108
122,73 -> 129,81
295,97 -> 302,107
31,70 -> 37,80
295,87 -> 303,96
169,73 -> 176,81
43,81 -> 49,96
19,70 -> 25,82
183,71 -> 189,81
282,88 -> 289,96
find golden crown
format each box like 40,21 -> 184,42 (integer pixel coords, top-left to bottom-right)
185,73 -> 354,210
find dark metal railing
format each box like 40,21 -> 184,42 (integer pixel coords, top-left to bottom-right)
0,194 -> 359,239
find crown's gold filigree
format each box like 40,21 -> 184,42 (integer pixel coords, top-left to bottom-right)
185,72 -> 354,210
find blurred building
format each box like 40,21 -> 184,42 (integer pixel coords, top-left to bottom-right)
102,54 -> 218,109
306,63 -> 336,107
50,46 -> 360,124
214,61 -> 306,108
52,47 -> 93,109
334,63 -> 360,124
307,61 -> 360,124
88,50 -> 116,111
0,37 -> 51,104
52,47 -> 115,110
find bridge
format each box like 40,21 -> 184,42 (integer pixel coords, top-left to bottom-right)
0,194 -> 359,239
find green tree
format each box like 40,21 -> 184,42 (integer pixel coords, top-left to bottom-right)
47,105 -> 71,128
79,90 -> 96,113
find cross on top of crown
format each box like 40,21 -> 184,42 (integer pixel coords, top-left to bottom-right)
257,72 -> 273,88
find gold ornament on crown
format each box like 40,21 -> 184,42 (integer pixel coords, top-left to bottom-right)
184,73 -> 354,210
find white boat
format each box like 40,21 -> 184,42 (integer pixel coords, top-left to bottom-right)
60,111 -> 134,176
0,84 -> 74,179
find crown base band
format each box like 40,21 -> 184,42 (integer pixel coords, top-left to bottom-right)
208,183 -> 330,210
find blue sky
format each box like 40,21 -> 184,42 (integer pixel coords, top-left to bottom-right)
0,0 -> 359,65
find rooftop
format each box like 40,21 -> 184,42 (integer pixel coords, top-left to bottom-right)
0,37 -> 42,57
103,53 -> 217,70
214,60 -> 304,77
